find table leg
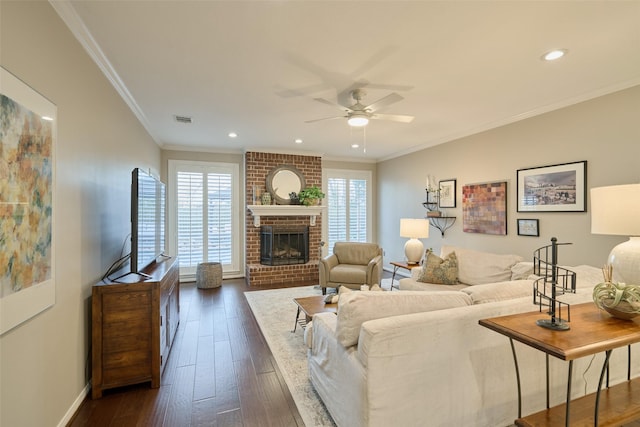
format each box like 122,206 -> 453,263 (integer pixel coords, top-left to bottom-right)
594,350 -> 612,427
565,360 -> 574,427
391,266 -> 400,291
292,306 -> 301,333
509,338 -> 522,419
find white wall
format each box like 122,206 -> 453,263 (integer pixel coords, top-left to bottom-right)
1,2 -> 160,426
378,85 -> 640,269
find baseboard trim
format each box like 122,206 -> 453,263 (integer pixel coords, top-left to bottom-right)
57,382 -> 90,427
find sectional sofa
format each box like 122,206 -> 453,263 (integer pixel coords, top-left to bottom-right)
307,246 -> 638,426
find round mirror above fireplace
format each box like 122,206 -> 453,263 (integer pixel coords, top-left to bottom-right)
266,165 -> 306,205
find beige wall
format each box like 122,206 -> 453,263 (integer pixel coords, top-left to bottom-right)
1,2 -> 160,426
378,85 -> 640,268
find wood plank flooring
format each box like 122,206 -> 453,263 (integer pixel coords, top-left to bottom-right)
69,278 -> 313,427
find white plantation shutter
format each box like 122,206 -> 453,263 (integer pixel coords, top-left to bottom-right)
169,161 -> 240,279
206,173 -> 233,263
177,172 -> 204,267
324,170 -> 372,254
327,178 -> 347,252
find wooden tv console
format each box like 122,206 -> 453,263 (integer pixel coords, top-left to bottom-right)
91,256 -> 179,399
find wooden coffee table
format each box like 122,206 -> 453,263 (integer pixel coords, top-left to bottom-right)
292,295 -> 337,332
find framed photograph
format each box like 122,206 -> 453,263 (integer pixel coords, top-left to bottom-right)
462,181 -> 507,235
517,161 -> 587,212
438,179 -> 456,208
517,219 -> 539,236
1,67 -> 57,335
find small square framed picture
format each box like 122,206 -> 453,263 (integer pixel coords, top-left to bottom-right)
438,179 -> 456,208
517,219 -> 539,236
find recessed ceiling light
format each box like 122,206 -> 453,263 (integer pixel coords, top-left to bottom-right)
542,49 -> 568,61
295,138 -> 303,144
228,132 -> 238,138
41,116 -> 54,121
351,144 -> 360,148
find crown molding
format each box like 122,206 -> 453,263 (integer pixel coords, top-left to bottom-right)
49,1 -> 162,146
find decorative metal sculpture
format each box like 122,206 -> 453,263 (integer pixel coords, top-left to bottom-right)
533,237 -> 577,331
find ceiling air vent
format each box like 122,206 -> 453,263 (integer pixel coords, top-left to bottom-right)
174,115 -> 193,124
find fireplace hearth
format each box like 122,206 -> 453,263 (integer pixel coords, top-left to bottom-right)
261,226 -> 309,266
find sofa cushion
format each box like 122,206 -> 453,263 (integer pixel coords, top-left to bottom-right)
461,279 -> 534,304
335,291 -> 472,347
417,250 -> 458,285
441,246 -> 524,285
398,278 -> 469,291
511,261 -> 535,280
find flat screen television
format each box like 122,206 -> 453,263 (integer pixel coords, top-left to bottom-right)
131,167 -> 166,277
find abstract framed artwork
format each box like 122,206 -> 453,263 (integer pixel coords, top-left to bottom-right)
1,67 -> 56,335
517,219 -> 540,237
462,181 -> 507,235
438,179 -> 456,208
516,160 -> 587,212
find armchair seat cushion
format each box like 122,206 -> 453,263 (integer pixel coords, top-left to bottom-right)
330,264 -> 368,284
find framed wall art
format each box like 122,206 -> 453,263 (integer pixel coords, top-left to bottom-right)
438,179 -> 456,208
462,181 -> 507,235
1,67 -> 57,335
517,160 -> 587,212
517,219 -> 539,236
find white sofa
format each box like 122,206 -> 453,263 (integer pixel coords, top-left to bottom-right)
307,248 -> 639,427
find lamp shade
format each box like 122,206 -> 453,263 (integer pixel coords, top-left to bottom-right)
591,184 -> 640,236
400,218 -> 430,239
591,184 -> 640,285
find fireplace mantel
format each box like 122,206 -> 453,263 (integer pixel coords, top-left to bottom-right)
247,205 -> 325,227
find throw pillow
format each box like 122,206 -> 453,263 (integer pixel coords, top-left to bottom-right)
336,290 -> 472,347
417,249 -> 458,285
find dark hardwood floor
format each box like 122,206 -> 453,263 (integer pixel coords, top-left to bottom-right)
69,278 -> 314,427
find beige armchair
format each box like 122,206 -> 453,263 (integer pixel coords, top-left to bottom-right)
319,242 -> 384,294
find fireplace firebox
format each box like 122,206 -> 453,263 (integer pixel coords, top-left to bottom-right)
261,226 -> 309,266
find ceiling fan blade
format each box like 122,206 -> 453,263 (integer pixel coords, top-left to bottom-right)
370,113 -> 415,123
312,97 -> 351,112
304,115 -> 345,124
365,92 -> 404,112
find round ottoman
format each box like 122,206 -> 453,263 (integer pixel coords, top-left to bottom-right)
196,262 -> 222,289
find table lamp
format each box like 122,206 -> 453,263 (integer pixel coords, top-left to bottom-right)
400,218 -> 430,264
590,184 -> 640,285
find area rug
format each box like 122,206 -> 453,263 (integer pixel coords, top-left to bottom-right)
244,285 -> 336,427
244,279 -> 396,426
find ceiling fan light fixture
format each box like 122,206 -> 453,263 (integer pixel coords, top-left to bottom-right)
347,115 -> 369,127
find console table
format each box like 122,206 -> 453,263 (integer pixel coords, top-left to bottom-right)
479,303 -> 640,426
91,256 -> 179,398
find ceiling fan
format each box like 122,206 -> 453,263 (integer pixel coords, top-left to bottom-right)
305,88 -> 414,127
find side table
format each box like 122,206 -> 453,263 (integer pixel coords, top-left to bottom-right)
389,261 -> 420,290
479,303 -> 640,426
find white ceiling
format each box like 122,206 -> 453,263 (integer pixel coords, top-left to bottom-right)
54,1 -> 640,162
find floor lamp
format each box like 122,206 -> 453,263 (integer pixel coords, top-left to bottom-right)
400,218 -> 430,264
591,184 -> 640,285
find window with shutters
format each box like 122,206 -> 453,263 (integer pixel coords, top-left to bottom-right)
323,169 -> 372,255
168,160 -> 241,279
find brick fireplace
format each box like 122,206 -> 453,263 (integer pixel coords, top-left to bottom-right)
245,151 -> 322,287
